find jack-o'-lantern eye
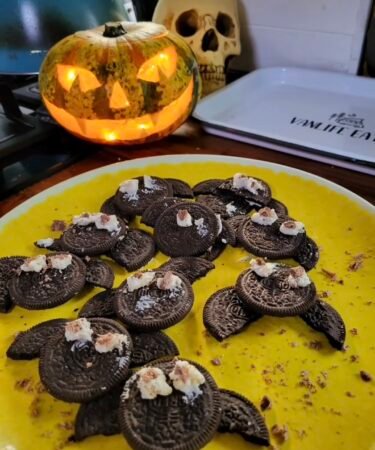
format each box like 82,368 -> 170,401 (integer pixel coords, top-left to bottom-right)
109,81 -> 130,109
137,46 -> 178,83
56,64 -> 102,92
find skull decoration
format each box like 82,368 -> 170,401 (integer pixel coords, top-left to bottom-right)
153,0 -> 241,96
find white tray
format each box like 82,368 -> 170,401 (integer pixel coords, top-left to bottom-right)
193,67 -> 375,175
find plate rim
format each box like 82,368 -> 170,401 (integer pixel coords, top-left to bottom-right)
1,154 -> 373,228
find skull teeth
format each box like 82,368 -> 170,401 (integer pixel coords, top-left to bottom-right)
199,65 -> 225,74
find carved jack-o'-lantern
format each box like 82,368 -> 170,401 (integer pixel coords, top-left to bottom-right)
39,22 -> 201,145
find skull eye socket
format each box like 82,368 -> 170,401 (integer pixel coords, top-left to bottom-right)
176,9 -> 199,37
216,12 -> 235,38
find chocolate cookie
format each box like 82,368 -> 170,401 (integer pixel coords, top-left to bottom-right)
196,194 -> 251,219
220,220 -> 237,247
79,290 -> 116,319
236,266 -> 316,316
203,287 -> 262,341
114,271 -> 194,331
110,229 -> 156,271
84,258 -> 114,289
114,176 -> 172,217
199,240 -> 226,261
165,178 -> 194,198
218,389 -> 270,446
34,238 -> 64,252
0,256 -> 25,313
157,257 -> 214,284
100,196 -> 132,222
6,318 -> 67,360
61,214 -> 127,257
192,178 -> 225,195
74,384 -> 123,441
141,197 -> 185,228
300,299 -> 346,350
217,176 -> 272,205
130,331 -> 179,367
260,198 -> 288,218
238,217 -> 305,259
8,253 -> 86,310
119,358 -> 221,450
225,215 -> 248,247
154,203 -> 219,257
295,236 -> 320,271
39,318 -> 132,402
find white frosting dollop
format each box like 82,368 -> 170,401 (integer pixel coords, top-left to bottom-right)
225,202 -> 237,216
73,213 -> 120,233
36,238 -> 54,248
233,173 -> 264,194
143,175 -> 156,190
279,220 -> 305,236
49,253 -> 72,270
137,367 -> 173,400
94,332 -> 128,354
65,318 -> 93,343
250,258 -> 277,277
119,179 -> 139,199
20,255 -> 47,273
287,266 -> 311,288
169,360 -> 205,400
251,207 -> 278,226
127,272 -> 155,292
156,271 -> 183,291
176,209 -> 193,227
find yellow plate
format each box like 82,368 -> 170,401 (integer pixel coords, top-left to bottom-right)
0,155 -> 374,450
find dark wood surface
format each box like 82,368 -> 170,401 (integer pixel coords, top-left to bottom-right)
1,121 -> 374,217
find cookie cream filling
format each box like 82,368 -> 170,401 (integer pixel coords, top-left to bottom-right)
169,360 -> 205,400
280,220 -> 305,236
233,173 -> 264,194
287,266 -> 311,288
176,209 -> 193,227
65,318 -> 93,343
127,272 -> 155,292
143,175 -> 157,190
250,258 -> 277,277
119,179 -> 139,199
94,332 -> 129,353
137,367 -> 172,400
251,207 -> 278,226
215,214 -> 223,236
225,202 -> 237,216
36,238 -> 54,248
156,271 -> 183,291
49,254 -> 72,270
73,213 -> 120,233
20,255 -> 47,273
194,218 -> 208,237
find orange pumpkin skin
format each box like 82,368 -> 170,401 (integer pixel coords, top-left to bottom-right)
39,22 -> 201,145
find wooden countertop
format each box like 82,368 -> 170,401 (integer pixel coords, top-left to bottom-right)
1,121 -> 374,216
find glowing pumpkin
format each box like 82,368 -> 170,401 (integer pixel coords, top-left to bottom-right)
39,22 -> 201,145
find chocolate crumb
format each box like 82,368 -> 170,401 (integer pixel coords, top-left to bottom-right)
15,378 -> 34,393
196,350 -> 202,356
308,340 -> 323,350
51,220 -> 67,232
271,424 -> 289,443
319,291 -> 331,298
348,254 -> 365,272
260,395 -> 272,411
350,355 -> 359,363
316,376 -> 327,389
346,391 -> 355,398
29,397 -> 41,417
56,422 -> 73,431
210,358 -> 221,366
290,342 -> 298,348
221,342 -> 230,349
321,268 -> 343,284
360,370 -> 373,382
297,429 -> 307,439
349,328 -> 358,336
278,328 -> 287,335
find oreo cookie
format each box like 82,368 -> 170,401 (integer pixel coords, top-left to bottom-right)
225,215 -> 248,247
236,265 -> 316,316
6,318 -> 67,360
114,270 -> 194,331
196,194 -> 251,219
260,198 -> 288,218
300,299 -> 346,350
203,287 -> 262,341
100,196 -> 131,222
34,238 -> 64,252
79,290 -> 116,319
218,389 -> 270,446
84,258 -> 114,289
110,229 -> 156,271
295,236 -> 320,271
61,214 -> 127,257
154,203 -> 219,257
192,179 -> 225,195
220,220 -> 237,246
8,253 -> 86,310
39,318 -> 132,402
0,256 -> 25,313
74,384 -> 122,441
217,175 -> 272,205
141,197 -> 185,228
157,257 -> 214,284
130,331 -> 179,367
165,178 -> 194,198
238,216 -> 305,259
199,240 -> 226,261
119,358 -> 221,450
114,176 -> 172,217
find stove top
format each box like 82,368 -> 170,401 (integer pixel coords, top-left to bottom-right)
0,76 -> 92,200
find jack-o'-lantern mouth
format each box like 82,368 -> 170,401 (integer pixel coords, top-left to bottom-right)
43,78 -> 194,144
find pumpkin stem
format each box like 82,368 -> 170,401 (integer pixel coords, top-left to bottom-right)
103,22 -> 127,37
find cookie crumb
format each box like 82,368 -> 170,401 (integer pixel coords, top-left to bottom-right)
278,328 -> 287,335
297,429 -> 307,439
51,220 -> 67,232
260,395 -> 272,411
29,396 -> 41,417
196,350 -> 202,356
221,342 -> 230,349
56,422 -> 73,430
319,290 -> 331,298
348,254 -> 365,272
308,340 -> 323,350
346,391 -> 355,398
349,328 -> 358,336
15,378 -> 34,393
360,370 -> 372,382
350,355 -> 359,363
210,358 -> 221,366
321,268 -> 343,284
271,424 -> 289,443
